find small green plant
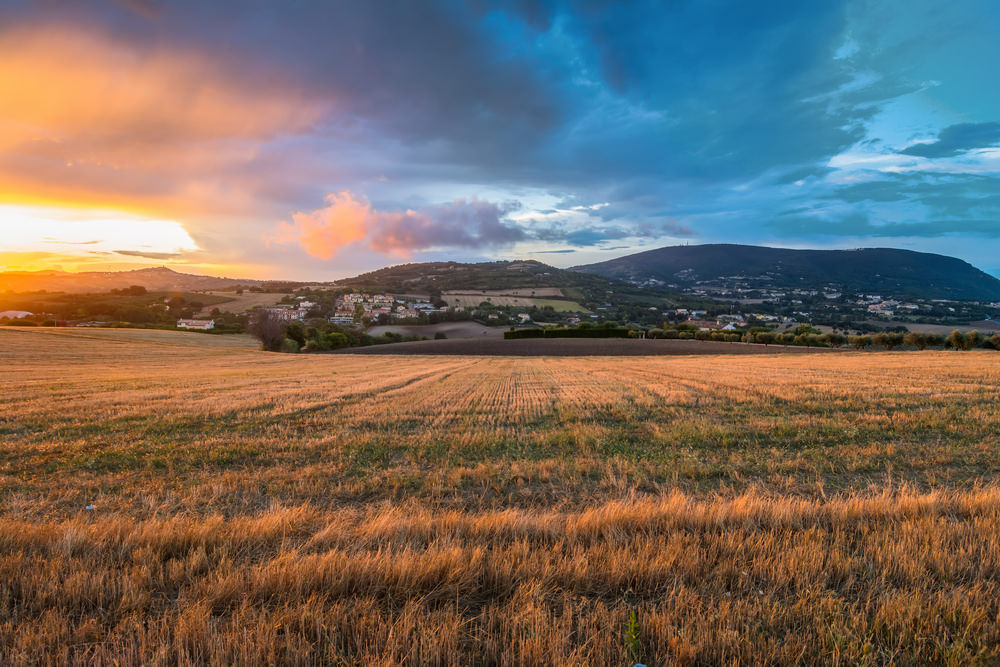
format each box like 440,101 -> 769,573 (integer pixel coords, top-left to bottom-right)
625,609 -> 642,664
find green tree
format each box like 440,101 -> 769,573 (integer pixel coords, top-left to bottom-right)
903,332 -> 928,350
926,333 -> 946,348
248,310 -> 286,352
873,332 -> 904,350
849,335 -> 872,350
947,329 -> 966,350
965,330 -> 983,350
757,332 -> 776,346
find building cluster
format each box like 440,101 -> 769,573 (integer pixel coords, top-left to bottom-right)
857,296 -> 922,318
264,298 -> 317,323
330,293 -> 445,325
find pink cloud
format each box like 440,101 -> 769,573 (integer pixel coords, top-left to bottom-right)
269,191 -> 525,259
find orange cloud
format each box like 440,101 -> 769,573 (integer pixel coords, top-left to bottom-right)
269,192 -> 375,260
0,24 -> 326,220
270,192 -> 526,259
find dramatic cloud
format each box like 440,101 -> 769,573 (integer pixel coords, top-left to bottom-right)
269,192 -> 525,259
0,1 -> 997,277
0,23 -> 324,218
900,123 -> 1000,158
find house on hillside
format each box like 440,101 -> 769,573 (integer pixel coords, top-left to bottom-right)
176,318 -> 214,330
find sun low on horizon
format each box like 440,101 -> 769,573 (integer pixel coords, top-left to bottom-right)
0,1 -> 998,279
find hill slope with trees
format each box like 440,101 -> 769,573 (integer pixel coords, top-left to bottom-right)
572,244 -> 1000,300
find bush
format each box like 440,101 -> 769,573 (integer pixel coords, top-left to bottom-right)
280,338 -> 300,353
434,332 -> 448,340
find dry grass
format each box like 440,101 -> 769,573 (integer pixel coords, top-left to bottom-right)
2,327 -> 1000,664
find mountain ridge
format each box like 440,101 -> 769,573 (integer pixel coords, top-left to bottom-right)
571,244 -> 1000,301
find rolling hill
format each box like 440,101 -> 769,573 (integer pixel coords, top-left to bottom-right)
336,260 -> 687,309
572,244 -> 1000,300
0,267 -> 261,293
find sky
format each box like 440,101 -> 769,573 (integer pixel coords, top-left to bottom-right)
1,0 -> 999,279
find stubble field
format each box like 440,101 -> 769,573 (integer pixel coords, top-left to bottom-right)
2,327 -> 1000,665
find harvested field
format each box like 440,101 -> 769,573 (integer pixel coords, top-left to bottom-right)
336,336 -> 844,355
3,327 -> 1000,664
366,321 -> 503,339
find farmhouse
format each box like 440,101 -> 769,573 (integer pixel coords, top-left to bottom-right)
176,318 -> 214,330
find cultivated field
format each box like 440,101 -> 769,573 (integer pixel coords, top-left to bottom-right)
195,290 -> 286,316
2,328 -> 1000,664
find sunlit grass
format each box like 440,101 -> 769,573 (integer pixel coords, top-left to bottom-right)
2,327 -> 999,663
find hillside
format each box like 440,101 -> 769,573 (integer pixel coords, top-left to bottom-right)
572,244 -> 1000,300
336,260 -> 689,309
0,267 -> 261,293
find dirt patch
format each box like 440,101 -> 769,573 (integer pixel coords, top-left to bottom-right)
334,338 -> 846,356
367,322 -> 504,339
195,291 -> 285,315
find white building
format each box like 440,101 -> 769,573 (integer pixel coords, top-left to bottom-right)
176,318 -> 214,330
0,310 -> 33,320
264,307 -> 304,322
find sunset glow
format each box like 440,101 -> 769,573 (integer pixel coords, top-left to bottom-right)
0,2 -> 997,277
0,205 -> 198,271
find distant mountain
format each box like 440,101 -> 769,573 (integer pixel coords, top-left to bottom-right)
572,244 -> 1000,300
0,267 -> 261,293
